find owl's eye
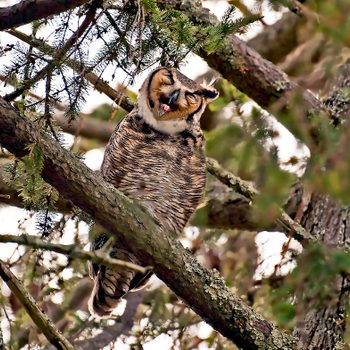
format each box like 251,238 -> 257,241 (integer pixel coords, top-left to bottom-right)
185,92 -> 197,104
161,71 -> 174,85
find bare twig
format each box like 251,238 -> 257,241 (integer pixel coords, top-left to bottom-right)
0,234 -> 148,273
0,259 -> 75,350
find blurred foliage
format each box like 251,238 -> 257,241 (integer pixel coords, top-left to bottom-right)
308,0 -> 350,45
266,244 -> 350,329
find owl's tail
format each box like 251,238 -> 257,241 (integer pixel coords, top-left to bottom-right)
88,255 -> 135,317
88,234 -> 151,318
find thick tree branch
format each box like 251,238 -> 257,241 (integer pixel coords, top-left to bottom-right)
0,98 -> 297,349
0,259 -> 74,350
247,11 -> 304,64
0,234 -> 147,273
0,0 -> 91,31
291,58 -> 350,349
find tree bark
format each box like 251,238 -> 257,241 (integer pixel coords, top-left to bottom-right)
248,11 -> 304,64
0,97 -> 297,350
54,114 -> 117,143
293,193 -> 350,349
0,0 -> 91,31
288,59 -> 350,350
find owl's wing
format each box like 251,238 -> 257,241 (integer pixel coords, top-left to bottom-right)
100,112 -> 134,186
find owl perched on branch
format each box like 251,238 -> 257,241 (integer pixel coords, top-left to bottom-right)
89,67 -> 218,317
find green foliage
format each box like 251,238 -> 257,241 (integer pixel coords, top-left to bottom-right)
310,0 -> 350,45
206,124 -> 245,164
253,156 -> 296,226
5,144 -> 58,212
146,289 -> 171,328
142,2 -> 259,59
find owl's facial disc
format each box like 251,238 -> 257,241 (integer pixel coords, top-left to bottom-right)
139,67 -> 219,133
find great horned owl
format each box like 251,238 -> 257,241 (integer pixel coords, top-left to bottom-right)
88,67 -> 218,317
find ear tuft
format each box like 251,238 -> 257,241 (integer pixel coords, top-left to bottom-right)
202,88 -> 219,100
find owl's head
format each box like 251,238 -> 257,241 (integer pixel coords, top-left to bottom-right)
138,67 -> 219,134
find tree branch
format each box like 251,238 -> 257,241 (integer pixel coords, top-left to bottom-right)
0,234 -> 148,273
0,98 -> 297,349
0,259 -> 74,350
3,1 -> 331,149
0,0 -> 91,31
54,114 -> 118,143
0,72 -> 119,143
291,58 -> 350,349
247,11 -> 304,64
206,158 -> 312,241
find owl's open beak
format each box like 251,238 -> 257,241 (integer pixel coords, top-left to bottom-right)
159,89 -> 180,116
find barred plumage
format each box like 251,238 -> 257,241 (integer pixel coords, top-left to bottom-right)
89,67 -> 218,317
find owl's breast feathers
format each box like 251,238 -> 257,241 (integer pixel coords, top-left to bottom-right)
101,112 -> 206,234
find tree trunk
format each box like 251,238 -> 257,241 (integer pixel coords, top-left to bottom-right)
293,193 -> 350,349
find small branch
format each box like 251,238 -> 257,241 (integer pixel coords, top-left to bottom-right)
206,157 -> 313,241
206,158 -> 258,201
54,114 -> 117,143
0,259 -> 74,350
4,2 -> 99,102
0,234 -> 148,274
0,0 -> 91,31
8,29 -> 134,112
